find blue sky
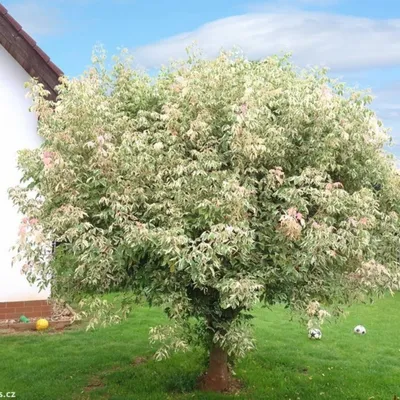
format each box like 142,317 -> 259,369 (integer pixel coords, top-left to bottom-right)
3,0 -> 400,158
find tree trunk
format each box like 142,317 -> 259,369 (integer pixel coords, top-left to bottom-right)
200,344 -> 230,392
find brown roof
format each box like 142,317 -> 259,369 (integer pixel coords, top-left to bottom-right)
0,3 -> 62,100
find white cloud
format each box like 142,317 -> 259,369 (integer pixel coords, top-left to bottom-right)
372,82 -> 400,148
6,1 -> 63,36
295,0 -> 337,4
132,12 -> 400,71
248,0 -> 338,12
374,83 -> 400,120
377,103 -> 400,120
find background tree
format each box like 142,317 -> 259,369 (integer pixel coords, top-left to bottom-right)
10,49 -> 400,392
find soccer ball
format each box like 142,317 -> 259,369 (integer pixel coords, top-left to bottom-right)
354,325 -> 366,335
308,328 -> 322,340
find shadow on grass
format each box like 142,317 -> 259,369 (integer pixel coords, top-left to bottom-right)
81,352 -> 250,400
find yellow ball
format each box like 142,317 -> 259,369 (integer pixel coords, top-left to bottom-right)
36,318 -> 49,331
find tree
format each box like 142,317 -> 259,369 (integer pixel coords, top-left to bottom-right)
10,49 -> 400,392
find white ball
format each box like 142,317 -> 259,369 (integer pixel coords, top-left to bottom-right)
308,328 -> 322,340
354,325 -> 367,335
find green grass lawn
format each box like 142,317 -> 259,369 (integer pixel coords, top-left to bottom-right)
1,295 -> 399,400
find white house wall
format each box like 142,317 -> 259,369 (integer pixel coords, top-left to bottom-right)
0,44 -> 50,302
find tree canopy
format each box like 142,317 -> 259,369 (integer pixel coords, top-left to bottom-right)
10,49 -> 400,391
